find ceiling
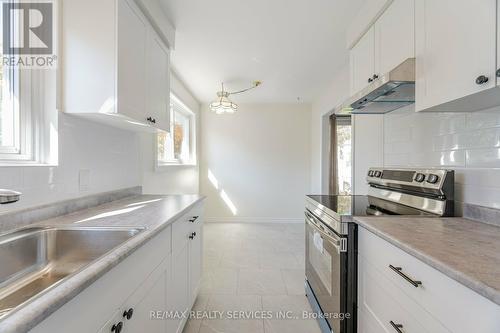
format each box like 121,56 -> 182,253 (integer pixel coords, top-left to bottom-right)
160,0 -> 364,104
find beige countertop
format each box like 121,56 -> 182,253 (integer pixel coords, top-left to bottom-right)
353,216 -> 500,306
0,194 -> 205,333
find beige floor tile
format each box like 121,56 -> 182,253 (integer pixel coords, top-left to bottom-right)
220,250 -> 261,269
261,294 -> 314,316
198,223 -> 317,333
207,294 -> 262,311
200,268 -> 238,294
281,269 -> 306,295
183,319 -> 202,333
238,269 -> 287,295
263,318 -> 321,333
260,252 -> 302,269
199,295 -> 264,333
199,319 -> 264,333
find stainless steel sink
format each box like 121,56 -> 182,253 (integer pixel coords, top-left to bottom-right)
0,226 -> 144,319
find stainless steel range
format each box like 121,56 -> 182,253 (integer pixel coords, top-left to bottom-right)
305,168 -> 454,333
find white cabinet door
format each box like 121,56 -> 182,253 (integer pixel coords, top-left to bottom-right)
415,0 -> 496,111
117,0 -> 148,122
374,0 -> 414,75
122,268 -> 167,333
350,26 -> 375,95
169,243 -> 189,333
189,223 -> 202,303
148,30 -> 171,132
97,309 -> 122,333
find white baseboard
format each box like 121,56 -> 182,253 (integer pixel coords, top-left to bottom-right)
205,217 -> 304,224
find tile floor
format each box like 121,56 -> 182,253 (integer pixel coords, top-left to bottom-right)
183,222 -> 322,333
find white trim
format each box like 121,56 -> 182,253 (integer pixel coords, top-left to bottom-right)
155,92 -> 197,169
205,217 -> 304,224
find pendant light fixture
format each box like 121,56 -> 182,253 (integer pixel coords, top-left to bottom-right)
209,81 -> 261,114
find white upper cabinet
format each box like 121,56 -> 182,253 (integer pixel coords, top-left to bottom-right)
374,0 -> 415,76
349,0 -> 415,95
148,31 -> 171,131
117,0 -> 148,123
415,0 -> 497,112
350,27 -> 375,95
62,0 -> 171,132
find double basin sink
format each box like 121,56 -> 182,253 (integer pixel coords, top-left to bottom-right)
0,226 -> 144,319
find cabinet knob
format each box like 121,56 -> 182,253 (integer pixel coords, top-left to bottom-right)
146,116 -> 153,122
189,216 -> 199,223
475,75 -> 489,85
189,232 -> 197,239
496,69 -> 500,78
372,74 -> 379,80
123,308 -> 134,320
367,78 -> 373,83
111,322 -> 123,333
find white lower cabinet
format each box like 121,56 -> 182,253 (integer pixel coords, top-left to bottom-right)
29,202 -> 204,333
120,261 -> 168,332
169,241 -> 189,333
358,227 -> 500,333
169,206 -> 204,333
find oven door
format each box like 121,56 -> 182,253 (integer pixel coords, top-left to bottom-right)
305,210 -> 347,333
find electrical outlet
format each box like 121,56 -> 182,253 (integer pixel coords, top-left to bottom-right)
79,169 -> 90,192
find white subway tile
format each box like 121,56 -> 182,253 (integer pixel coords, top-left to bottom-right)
384,153 -> 412,167
466,106 -> 500,130
466,148 -> 500,168
411,150 -> 466,167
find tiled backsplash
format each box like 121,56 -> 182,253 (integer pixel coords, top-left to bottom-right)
384,105 -> 500,209
0,114 -> 142,212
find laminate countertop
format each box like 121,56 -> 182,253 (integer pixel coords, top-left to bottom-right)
0,194 -> 205,333
353,216 -> 500,306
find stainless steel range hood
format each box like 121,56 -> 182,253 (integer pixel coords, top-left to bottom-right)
341,58 -> 415,114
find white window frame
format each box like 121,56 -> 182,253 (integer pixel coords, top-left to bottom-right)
0,2 -> 58,166
155,93 -> 197,168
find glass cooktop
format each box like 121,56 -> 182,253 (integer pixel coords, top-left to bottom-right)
307,195 -> 434,217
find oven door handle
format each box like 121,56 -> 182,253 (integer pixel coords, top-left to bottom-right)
305,212 -> 345,252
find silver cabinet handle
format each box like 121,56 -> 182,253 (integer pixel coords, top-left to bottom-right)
389,265 -> 422,288
390,321 -> 404,333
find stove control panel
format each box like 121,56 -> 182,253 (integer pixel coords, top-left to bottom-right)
366,168 -> 453,190
414,173 -> 426,183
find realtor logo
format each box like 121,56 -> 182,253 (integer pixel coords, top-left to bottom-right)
2,0 -> 57,68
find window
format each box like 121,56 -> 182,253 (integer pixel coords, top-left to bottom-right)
0,8 -> 31,161
0,4 -> 57,165
336,116 -> 352,195
157,94 -> 196,166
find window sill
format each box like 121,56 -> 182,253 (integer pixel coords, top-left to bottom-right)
155,162 -> 197,171
0,162 -> 58,167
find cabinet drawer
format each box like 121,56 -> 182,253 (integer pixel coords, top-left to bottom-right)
358,255 -> 448,333
359,227 -> 500,332
172,203 -> 203,254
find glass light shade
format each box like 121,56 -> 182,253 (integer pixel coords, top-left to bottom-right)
209,91 -> 238,114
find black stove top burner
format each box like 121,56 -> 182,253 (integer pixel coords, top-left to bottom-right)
307,194 -> 434,217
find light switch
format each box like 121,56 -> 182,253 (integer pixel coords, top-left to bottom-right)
79,169 -> 90,192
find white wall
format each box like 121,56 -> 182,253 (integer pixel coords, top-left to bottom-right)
141,72 -> 201,195
200,104 -> 311,222
0,114 -> 142,212
353,114 -> 384,194
310,67 -> 350,194
384,105 -> 500,210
